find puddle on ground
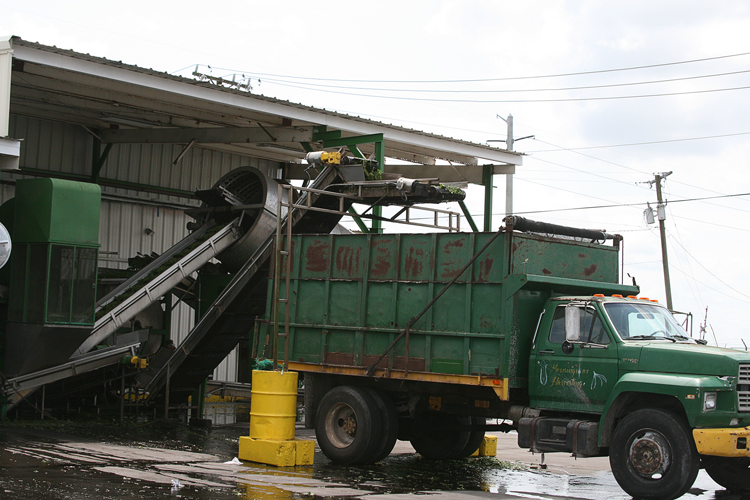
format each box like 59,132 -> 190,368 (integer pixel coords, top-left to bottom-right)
0,413 -> 747,500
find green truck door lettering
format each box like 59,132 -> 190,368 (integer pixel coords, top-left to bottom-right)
529,304 -> 618,414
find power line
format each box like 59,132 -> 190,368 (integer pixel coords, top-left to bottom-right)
248,68 -> 750,94
531,139 -> 750,208
195,50 -> 750,84
669,265 -> 750,305
487,186 -> 750,217
527,131 -> 750,152
265,79 -> 750,103
531,157 -> 652,189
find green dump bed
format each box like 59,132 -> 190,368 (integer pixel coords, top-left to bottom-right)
260,230 -> 625,388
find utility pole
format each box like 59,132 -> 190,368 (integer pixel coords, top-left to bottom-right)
649,172 -> 673,310
491,114 -> 533,217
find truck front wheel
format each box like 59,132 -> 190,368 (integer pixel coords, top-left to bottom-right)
314,386 -> 382,464
703,457 -> 750,492
609,409 -> 699,500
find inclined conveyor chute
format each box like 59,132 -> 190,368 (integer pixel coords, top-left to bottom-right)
72,220 -> 242,357
136,164 -> 348,402
72,166 -> 288,359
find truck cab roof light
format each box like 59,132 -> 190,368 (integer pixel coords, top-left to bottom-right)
593,294 -> 605,297
612,294 -> 623,298
639,297 -> 650,300
627,295 -> 638,299
650,299 -> 659,303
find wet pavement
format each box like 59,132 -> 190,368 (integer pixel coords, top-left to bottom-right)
0,414 -> 749,500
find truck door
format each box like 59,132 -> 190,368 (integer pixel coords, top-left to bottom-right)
529,303 -> 618,414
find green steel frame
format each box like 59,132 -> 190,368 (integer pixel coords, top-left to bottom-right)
310,126 -> 385,233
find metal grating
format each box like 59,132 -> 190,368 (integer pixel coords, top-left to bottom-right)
739,364 -> 750,412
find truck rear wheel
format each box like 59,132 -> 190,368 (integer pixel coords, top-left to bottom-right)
315,386 -> 382,464
410,413 -> 471,460
703,457 -> 750,492
364,388 -> 399,462
454,417 -> 486,459
609,409 -> 699,500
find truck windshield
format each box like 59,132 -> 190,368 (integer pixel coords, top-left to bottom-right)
603,302 -> 691,342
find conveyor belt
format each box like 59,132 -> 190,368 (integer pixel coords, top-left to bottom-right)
95,221 -> 218,312
138,165 -> 351,402
2,342 -> 140,408
72,219 -> 242,358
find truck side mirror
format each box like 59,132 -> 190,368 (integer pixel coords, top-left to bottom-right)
565,306 -> 581,342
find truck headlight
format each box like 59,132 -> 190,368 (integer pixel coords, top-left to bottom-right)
704,392 -> 717,411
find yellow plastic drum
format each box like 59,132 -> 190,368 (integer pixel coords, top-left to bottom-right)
249,370 -> 298,440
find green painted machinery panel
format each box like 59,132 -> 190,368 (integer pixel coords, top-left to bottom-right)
13,178 -> 101,245
262,231 -> 622,387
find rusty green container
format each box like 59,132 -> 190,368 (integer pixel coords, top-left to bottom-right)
261,231 -> 624,388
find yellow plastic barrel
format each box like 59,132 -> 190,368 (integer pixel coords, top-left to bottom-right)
249,370 -> 298,440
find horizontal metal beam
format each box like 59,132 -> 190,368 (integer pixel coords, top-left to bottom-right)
284,162 -> 515,184
100,125 -> 313,144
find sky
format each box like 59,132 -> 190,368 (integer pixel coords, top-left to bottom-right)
2,1 -> 750,349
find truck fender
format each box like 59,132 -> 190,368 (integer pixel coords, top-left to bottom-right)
599,372 -> 729,447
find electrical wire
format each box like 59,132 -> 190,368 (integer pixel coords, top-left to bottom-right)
527,131 -> 750,152
669,265 -> 750,304
195,50 -> 750,84
531,139 -> 750,211
472,187 -> 750,217
668,233 -> 750,299
265,79 -> 750,103
244,68 -> 750,94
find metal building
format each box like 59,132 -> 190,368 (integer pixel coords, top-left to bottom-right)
0,35 -> 521,393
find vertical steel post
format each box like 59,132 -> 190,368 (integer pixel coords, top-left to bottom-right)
164,361 -> 170,419
372,140 -> 385,233
283,186 -> 292,371
120,371 -> 125,423
483,165 -> 493,231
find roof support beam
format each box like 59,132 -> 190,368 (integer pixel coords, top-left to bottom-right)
100,126 -> 313,144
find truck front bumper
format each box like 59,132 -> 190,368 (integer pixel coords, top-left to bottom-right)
693,427 -> 750,457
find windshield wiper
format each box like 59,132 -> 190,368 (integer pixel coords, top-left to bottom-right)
671,334 -> 692,342
627,335 -> 676,342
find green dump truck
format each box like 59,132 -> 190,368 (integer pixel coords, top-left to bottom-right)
257,216 -> 750,499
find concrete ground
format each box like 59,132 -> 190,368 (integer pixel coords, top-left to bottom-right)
0,421 -> 736,500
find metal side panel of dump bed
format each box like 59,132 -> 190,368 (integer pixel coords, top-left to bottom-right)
258,229 -> 626,389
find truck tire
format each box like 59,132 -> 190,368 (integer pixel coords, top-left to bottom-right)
364,388 -> 399,463
609,409 -> 699,500
454,417 -> 486,459
410,413 -> 471,460
703,457 -> 750,492
315,386 -> 383,464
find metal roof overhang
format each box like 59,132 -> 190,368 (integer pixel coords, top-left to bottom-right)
7,37 -> 522,183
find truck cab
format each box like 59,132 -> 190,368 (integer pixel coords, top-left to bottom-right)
524,294 -> 750,499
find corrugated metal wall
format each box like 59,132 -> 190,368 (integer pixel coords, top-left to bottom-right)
6,114 -> 280,382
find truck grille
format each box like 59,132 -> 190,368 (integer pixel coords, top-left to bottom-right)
739,364 -> 750,412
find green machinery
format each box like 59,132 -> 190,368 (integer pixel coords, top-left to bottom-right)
0,178 -> 101,377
